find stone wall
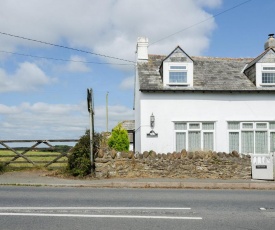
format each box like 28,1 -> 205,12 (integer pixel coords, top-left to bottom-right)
95,150 -> 251,179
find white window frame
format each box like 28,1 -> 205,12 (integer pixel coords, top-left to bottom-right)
163,62 -> 194,87
174,122 -> 215,152
168,65 -> 188,85
256,63 -> 275,87
228,121 -> 275,154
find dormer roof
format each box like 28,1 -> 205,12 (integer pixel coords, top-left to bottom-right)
244,48 -> 275,71
161,46 -> 194,63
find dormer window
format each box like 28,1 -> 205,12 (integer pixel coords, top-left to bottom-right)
255,63 -> 275,87
169,65 -> 187,84
160,46 -> 194,87
262,67 -> 275,84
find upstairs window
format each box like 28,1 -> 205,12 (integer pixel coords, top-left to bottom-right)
262,66 -> 275,85
169,66 -> 187,84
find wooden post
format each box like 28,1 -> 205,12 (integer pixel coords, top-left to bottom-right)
87,88 -> 94,173
106,92 -> 109,132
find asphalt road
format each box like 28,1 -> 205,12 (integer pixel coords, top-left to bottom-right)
0,186 -> 274,230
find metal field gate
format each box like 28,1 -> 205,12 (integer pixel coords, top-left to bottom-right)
251,153 -> 275,180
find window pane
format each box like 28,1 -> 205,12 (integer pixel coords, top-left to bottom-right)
203,132 -> 213,151
270,122 -> 275,130
256,123 -> 267,129
229,132 -> 239,153
175,123 -> 187,130
262,72 -> 275,83
255,131 -> 267,154
263,67 -> 275,70
128,133 -> 133,142
188,131 -> 201,151
242,123 -> 253,129
170,66 -> 186,70
169,71 -> 187,83
228,122 -> 240,130
176,132 -> 186,152
241,131 -> 254,153
189,123 -> 200,129
270,132 -> 275,152
202,123 -> 214,130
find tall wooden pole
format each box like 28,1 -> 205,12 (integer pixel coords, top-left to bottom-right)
106,92 -> 109,132
87,88 -> 94,173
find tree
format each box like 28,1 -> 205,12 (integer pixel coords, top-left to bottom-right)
108,123 -> 129,151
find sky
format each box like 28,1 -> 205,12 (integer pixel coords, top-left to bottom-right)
0,0 -> 274,141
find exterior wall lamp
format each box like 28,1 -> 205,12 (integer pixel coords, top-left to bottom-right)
147,113 -> 158,137
150,113 -> 155,129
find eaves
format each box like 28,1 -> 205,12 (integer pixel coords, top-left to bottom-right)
139,89 -> 275,94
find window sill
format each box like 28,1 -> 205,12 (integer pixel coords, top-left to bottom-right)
167,83 -> 190,86
259,84 -> 275,87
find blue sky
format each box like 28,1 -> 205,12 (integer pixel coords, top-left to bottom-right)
0,0 -> 273,140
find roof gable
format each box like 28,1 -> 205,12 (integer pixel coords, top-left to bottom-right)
245,48 -> 275,71
162,46 -> 193,63
159,46 -> 193,80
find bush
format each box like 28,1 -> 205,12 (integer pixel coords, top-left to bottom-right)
108,123 -> 129,151
0,163 -> 6,174
67,130 -> 102,177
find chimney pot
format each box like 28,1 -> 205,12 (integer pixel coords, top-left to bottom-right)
264,33 -> 275,50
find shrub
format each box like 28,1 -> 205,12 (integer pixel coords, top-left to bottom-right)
108,123 -> 129,151
0,163 -> 6,174
67,130 -> 103,177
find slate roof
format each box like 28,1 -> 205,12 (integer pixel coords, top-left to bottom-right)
121,120 -> 135,131
137,54 -> 275,92
245,49 -> 271,70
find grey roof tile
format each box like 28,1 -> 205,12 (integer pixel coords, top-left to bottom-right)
137,54 -> 275,92
121,120 -> 135,131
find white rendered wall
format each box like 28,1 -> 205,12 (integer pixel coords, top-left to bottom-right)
135,92 -> 275,153
134,66 -> 141,152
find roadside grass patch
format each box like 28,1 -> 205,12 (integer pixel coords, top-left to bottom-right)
0,162 -> 6,174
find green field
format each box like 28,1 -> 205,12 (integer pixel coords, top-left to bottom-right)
0,150 -> 68,169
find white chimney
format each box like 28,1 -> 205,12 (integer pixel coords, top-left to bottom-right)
136,37 -> 148,61
264,34 -> 275,50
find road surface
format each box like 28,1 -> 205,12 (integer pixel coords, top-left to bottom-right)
0,186 -> 274,230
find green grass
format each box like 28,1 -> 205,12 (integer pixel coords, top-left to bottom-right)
0,150 -> 68,169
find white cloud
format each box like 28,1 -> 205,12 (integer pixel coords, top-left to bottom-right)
0,101 -> 88,139
0,102 -> 134,139
0,62 -> 56,93
0,104 -> 19,114
119,76 -> 134,90
0,0 -> 222,64
195,0 -> 222,8
0,0 -> 221,140
65,55 -> 91,73
94,104 -> 134,132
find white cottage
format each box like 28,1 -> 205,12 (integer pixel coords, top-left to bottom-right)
134,34 -> 275,154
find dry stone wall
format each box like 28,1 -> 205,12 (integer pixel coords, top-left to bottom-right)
95,150 -> 251,179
